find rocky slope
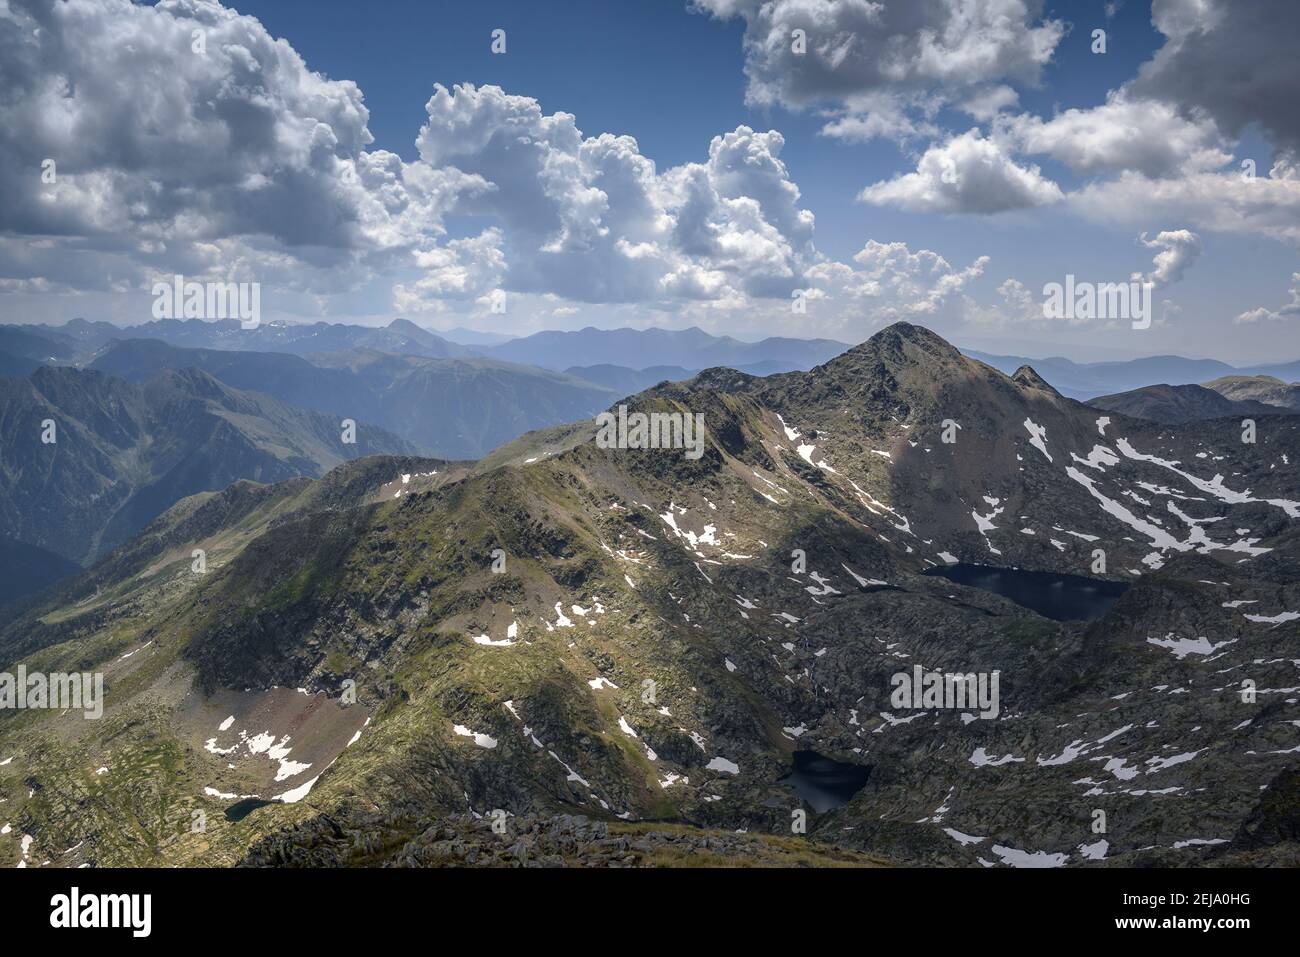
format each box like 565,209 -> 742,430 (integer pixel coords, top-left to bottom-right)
240,810 -> 885,868
1,322 -> 1296,869
1205,374 -> 1300,412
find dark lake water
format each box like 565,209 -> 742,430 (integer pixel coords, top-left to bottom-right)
778,751 -> 871,813
225,798 -> 276,822
925,563 -> 1128,621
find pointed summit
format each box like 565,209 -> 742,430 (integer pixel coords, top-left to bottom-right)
1011,364 -> 1060,396
823,322 -> 966,384
144,364 -> 230,401
863,321 -> 961,356
386,317 -> 427,334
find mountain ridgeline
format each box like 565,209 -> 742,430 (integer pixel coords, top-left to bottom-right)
0,318 -> 852,600
14,317 -> 853,372
1087,382 -> 1283,424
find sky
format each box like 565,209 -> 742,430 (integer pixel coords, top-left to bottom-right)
2,0 -> 1299,362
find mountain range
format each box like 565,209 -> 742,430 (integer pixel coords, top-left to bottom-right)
484,326 -> 852,372
88,338 -> 617,459
4,316 -> 1298,610
966,349 -> 1300,401
16,317 -> 1300,399
0,364 -> 414,569
2,322 -> 1296,869
15,317 -> 851,372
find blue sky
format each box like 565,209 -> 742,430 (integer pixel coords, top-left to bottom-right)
231,0 -> 1170,265
2,0 -> 1298,362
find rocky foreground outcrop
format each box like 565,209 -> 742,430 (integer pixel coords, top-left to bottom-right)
240,809 -> 885,868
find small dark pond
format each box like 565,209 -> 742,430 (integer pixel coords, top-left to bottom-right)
225,798 -> 277,822
778,751 -> 871,813
925,563 -> 1128,621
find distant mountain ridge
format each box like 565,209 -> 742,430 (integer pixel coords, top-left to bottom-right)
6,317 -> 472,362
8,318 -> 850,374
8,319 -> 1300,397
128,316 -> 476,359
1204,375 -> 1300,412
1087,382 -> 1286,423
561,358 -> 805,397
966,348 -> 1300,400
436,326 -> 516,346
0,364 -> 415,564
482,325 -> 852,371
90,339 -> 618,459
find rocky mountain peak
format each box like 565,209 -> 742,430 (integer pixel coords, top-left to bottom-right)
861,321 -> 960,356
144,364 -> 231,401
827,322 -> 966,377
386,317 -> 425,332
687,366 -> 762,393
1011,364 -> 1060,395
801,322 -> 969,406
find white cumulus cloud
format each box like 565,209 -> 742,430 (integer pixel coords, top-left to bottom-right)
858,130 -> 1062,213
691,0 -> 1063,142
1137,229 -> 1203,288
998,92 -> 1230,178
1235,273 -> 1300,324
